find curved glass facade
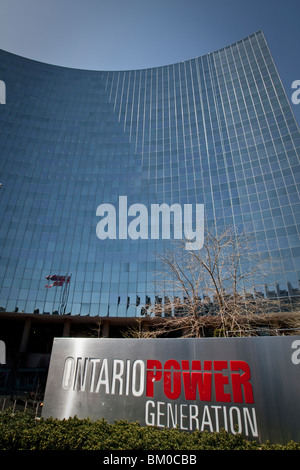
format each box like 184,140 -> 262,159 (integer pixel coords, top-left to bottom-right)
0,30 -> 299,317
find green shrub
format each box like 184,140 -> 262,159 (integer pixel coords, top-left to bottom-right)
0,408 -> 299,450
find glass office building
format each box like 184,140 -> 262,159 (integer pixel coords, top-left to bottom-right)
0,30 -> 299,318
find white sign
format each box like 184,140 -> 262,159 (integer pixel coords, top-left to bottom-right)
0,81 -> 6,104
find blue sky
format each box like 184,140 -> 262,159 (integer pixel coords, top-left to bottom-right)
0,0 -> 299,123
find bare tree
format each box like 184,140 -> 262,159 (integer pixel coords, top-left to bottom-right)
140,224 -> 300,338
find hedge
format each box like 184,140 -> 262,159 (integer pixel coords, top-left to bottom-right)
0,408 -> 299,450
